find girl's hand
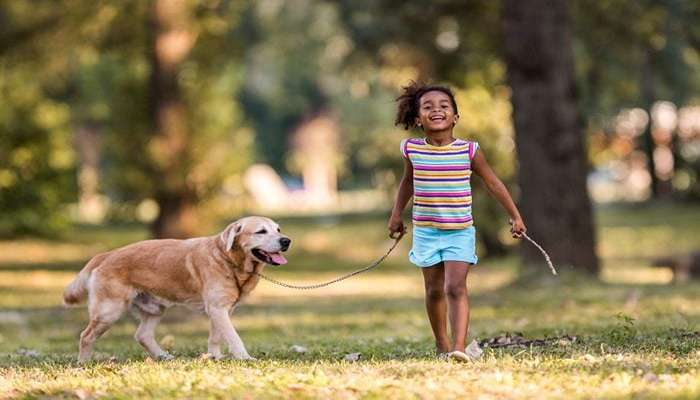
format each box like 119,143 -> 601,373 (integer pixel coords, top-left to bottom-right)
509,218 -> 527,239
388,214 -> 406,239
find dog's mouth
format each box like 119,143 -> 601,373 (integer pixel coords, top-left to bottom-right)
251,248 -> 288,266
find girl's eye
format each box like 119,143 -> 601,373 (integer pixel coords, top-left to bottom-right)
255,229 -> 267,234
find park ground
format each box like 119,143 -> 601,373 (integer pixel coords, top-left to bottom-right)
1,203 -> 699,399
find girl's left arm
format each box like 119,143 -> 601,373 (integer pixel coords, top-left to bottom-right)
471,150 -> 526,238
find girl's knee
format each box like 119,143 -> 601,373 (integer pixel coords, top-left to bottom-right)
444,281 -> 467,298
424,286 -> 444,301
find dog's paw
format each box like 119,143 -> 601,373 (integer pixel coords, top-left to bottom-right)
231,354 -> 257,362
200,353 -> 226,361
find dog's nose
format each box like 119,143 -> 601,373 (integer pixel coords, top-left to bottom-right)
279,237 -> 291,250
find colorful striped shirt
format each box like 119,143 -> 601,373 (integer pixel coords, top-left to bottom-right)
401,137 -> 479,230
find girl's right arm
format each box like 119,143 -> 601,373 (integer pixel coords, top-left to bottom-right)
388,157 -> 413,237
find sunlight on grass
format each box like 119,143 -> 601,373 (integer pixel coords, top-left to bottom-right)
601,266 -> 674,285
1,354 -> 699,399
0,271 -> 74,308
0,240 -> 98,265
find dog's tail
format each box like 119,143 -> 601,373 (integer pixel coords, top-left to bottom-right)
63,252 -> 109,306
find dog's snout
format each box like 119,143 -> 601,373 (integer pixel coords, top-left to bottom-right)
279,237 -> 291,250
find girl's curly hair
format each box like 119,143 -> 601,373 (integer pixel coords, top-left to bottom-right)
394,81 -> 459,130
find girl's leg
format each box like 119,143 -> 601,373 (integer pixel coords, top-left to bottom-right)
444,261 -> 470,352
421,263 -> 450,353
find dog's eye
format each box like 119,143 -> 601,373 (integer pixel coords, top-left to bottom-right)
255,229 -> 267,234
277,228 -> 280,232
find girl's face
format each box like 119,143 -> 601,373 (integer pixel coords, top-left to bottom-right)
415,90 -> 458,132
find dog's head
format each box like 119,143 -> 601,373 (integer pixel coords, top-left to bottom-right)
221,216 -> 291,268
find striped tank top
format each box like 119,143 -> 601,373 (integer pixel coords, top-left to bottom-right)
401,137 -> 479,230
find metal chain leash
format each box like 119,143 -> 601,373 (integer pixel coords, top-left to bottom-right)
253,230 -> 406,290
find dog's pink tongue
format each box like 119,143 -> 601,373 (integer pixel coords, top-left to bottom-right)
270,253 -> 287,265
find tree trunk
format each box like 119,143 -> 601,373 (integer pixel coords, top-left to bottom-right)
148,0 -> 198,238
502,0 -> 599,276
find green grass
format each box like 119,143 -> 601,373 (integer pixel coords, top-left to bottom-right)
1,203 -> 700,399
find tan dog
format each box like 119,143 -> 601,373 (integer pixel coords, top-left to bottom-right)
63,216 -> 291,362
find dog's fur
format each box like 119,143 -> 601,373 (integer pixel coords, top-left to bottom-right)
63,216 -> 291,362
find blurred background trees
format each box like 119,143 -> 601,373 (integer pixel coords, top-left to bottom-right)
1,0 -> 699,277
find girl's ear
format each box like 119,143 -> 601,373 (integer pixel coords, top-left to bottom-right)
453,114 -> 459,126
415,116 -> 422,128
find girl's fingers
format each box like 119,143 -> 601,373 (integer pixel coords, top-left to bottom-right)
389,227 -> 406,239
388,223 -> 405,238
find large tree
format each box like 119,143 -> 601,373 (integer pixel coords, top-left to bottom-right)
147,0 -> 198,238
502,0 -> 599,275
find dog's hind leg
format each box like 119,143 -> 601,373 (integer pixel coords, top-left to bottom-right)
134,311 -> 172,360
78,298 -> 128,362
78,275 -> 133,362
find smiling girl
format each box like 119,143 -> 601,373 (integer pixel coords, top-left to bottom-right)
388,81 -> 526,361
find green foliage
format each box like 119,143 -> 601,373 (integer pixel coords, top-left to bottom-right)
1,1 -> 254,229
239,0 -> 360,175
0,0 -> 127,235
2,0 -> 700,237
98,1 -> 252,222
0,67 -> 76,237
573,0 -> 700,113
604,313 -> 638,344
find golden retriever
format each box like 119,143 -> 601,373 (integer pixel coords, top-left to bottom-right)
63,216 -> 291,362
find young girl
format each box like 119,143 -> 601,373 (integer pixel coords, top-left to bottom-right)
388,81 -> 527,361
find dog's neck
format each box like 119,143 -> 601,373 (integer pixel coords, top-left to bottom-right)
214,235 -> 263,275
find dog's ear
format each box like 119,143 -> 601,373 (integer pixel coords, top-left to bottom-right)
224,222 -> 243,251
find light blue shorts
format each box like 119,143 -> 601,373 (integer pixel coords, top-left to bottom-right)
409,226 -> 478,267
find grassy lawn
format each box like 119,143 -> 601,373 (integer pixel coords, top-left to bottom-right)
1,203 -> 699,399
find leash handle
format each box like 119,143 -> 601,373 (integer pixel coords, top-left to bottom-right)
389,226 -> 407,241
508,218 -> 525,238
509,219 -> 557,275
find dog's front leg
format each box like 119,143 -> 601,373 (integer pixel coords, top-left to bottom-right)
207,320 -> 224,359
207,306 -> 255,360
